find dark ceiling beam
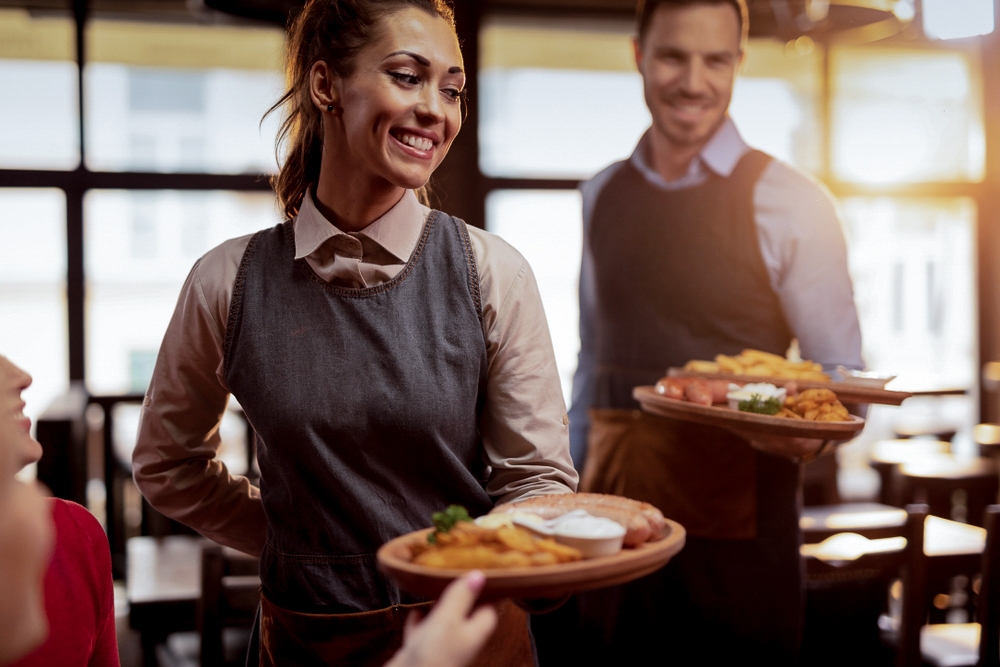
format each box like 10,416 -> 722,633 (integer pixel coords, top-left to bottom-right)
0,169 -> 273,191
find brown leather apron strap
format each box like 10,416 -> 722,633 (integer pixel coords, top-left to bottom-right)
580,408 -> 758,539
260,592 -> 534,667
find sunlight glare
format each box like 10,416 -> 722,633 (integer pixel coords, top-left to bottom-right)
923,0 -> 994,40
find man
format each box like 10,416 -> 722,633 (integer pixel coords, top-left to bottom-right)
564,0 -> 864,663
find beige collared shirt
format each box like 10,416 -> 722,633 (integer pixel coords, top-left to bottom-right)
132,190 -> 578,557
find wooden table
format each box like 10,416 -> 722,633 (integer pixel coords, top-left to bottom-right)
800,502 -> 908,543
800,511 -> 985,563
127,535 -> 211,666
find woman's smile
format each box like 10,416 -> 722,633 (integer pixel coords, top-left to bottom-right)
390,128 -> 439,157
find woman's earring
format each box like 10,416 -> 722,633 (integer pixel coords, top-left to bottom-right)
326,104 -> 333,113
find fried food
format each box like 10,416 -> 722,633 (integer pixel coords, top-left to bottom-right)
682,348 -> 830,381
777,388 -> 851,422
412,522 -> 582,570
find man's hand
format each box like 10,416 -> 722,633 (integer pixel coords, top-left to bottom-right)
721,425 -> 833,461
746,434 -> 827,460
385,570 -> 498,667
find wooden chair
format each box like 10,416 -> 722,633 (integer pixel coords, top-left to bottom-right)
799,504 -> 928,667
976,424 -> 1000,462
893,456 -> 999,527
869,439 -> 952,507
197,544 -> 261,666
894,425 -> 958,444
917,505 -> 1000,667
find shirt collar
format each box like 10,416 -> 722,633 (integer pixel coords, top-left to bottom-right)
700,116 -> 749,177
294,189 -> 429,263
629,116 -> 750,186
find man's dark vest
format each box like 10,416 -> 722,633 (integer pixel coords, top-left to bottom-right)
224,212 -> 493,614
578,150 -> 805,665
588,149 -> 793,409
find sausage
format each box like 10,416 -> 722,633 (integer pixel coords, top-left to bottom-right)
684,379 -> 713,406
654,377 -> 687,400
492,493 -> 666,547
706,379 -> 730,404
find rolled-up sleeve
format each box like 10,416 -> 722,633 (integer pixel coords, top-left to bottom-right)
132,237 -> 267,557
469,227 -> 579,503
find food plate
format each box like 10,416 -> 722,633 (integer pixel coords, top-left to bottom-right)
376,520 -> 686,602
666,368 -> 912,406
633,386 -> 865,440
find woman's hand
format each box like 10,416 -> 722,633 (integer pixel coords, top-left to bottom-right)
385,570 -> 499,667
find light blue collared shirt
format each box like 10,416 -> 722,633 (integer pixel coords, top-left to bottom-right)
569,118 -> 864,468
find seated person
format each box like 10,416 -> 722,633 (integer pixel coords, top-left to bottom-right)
0,354 -> 119,667
0,476 -> 52,665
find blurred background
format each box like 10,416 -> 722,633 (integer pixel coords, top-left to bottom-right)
4,1 -> 1000,664
3,0 -> 999,499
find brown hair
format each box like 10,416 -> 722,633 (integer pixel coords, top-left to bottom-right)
635,0 -> 748,49
266,0 -> 457,219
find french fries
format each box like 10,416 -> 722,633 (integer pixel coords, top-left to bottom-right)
410,522 -> 583,569
683,348 -> 830,381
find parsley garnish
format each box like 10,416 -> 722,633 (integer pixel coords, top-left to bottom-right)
428,505 -> 472,544
738,395 -> 782,415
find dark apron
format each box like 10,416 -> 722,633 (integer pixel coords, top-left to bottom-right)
575,411 -> 803,665
536,150 -> 803,665
581,408 -> 756,538
225,211 -> 510,663
259,592 -> 534,667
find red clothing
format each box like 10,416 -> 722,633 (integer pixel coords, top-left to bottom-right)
10,499 -> 119,667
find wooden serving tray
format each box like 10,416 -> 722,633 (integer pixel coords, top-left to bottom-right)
666,368 -> 913,406
634,386 -> 866,441
376,521 -> 686,602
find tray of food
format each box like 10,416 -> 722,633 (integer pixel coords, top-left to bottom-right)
672,349 -> 912,406
633,382 -> 866,441
376,495 -> 686,601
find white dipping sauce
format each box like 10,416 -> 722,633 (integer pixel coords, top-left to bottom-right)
548,510 -> 627,558
553,514 -> 626,539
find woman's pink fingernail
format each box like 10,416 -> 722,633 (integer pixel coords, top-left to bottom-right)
466,570 -> 486,591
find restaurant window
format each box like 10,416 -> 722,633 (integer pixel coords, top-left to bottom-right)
831,45 -> 984,184
84,19 -> 284,174
485,190 -> 583,403
84,189 -> 280,395
0,188 -> 69,481
839,196 -> 977,390
826,42 -> 982,488
0,10 -> 79,169
479,19 -> 823,179
731,38 -> 823,175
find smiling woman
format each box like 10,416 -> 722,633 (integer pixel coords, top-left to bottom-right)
130,1 -> 577,665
